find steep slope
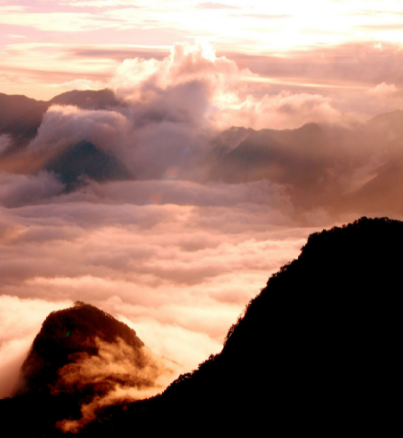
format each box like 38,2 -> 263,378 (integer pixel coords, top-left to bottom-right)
2,302 -> 178,437
0,218 -> 401,436
15,302 -> 146,397
83,216 -> 402,436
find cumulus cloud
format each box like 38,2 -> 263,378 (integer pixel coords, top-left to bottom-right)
217,90 -> 346,130
108,42 -> 347,130
363,82 -> 403,114
23,42 -> 352,187
28,105 -> 127,155
368,82 -> 398,97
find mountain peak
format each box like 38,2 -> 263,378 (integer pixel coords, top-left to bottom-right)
15,302 -> 145,397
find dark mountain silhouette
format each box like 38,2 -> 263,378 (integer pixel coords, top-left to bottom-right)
44,140 -> 132,189
79,216 -> 400,437
1,302 -> 176,437
1,217 -> 401,437
15,301 -> 145,397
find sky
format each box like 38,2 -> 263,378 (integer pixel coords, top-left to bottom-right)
2,0 -> 403,101
1,0 -> 403,408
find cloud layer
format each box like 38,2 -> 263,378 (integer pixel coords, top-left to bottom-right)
2,41 -> 403,404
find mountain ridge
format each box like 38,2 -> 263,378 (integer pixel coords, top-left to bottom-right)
1,216 -> 400,437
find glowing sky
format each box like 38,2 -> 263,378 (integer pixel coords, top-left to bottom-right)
2,0 -> 403,99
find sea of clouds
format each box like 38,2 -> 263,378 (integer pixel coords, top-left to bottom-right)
1,41 -> 402,402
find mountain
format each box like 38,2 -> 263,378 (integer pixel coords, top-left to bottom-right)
44,140 -> 132,189
3,89 -> 403,213
2,216 -> 399,437
207,113 -> 403,213
1,302 -> 178,437
49,89 -> 120,111
80,216 -> 401,436
0,89 -> 132,185
15,301 -> 146,397
0,89 -> 121,151
0,93 -> 48,149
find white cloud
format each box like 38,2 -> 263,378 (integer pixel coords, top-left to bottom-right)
368,82 -> 398,96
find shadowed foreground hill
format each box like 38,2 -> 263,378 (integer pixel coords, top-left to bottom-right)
0,217 -> 401,437
1,302 -> 178,437
83,216 -> 401,436
15,302 -> 145,397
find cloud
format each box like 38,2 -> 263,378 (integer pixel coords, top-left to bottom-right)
23,42 -> 351,187
28,105 -> 127,155
368,82 -> 398,97
4,42 -> 403,411
0,178 -> 313,384
355,23 -> 403,31
198,2 -> 240,9
54,337 -> 180,432
0,172 -> 64,208
0,296 -> 72,398
217,90 -> 346,130
0,134 -> 11,155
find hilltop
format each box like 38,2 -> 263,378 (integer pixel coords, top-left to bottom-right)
1,302 -> 178,436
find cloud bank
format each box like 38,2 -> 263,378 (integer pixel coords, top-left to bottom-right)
2,42 -> 403,404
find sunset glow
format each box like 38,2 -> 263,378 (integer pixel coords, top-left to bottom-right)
1,0 -> 403,426
1,1 -> 403,99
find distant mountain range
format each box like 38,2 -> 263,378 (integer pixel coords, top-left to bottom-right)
0,89 -> 120,147
1,217 -> 400,437
2,89 -> 403,214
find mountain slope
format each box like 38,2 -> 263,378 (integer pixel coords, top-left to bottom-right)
2,302 -> 178,437
83,216 -> 402,436
0,220 -> 401,436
